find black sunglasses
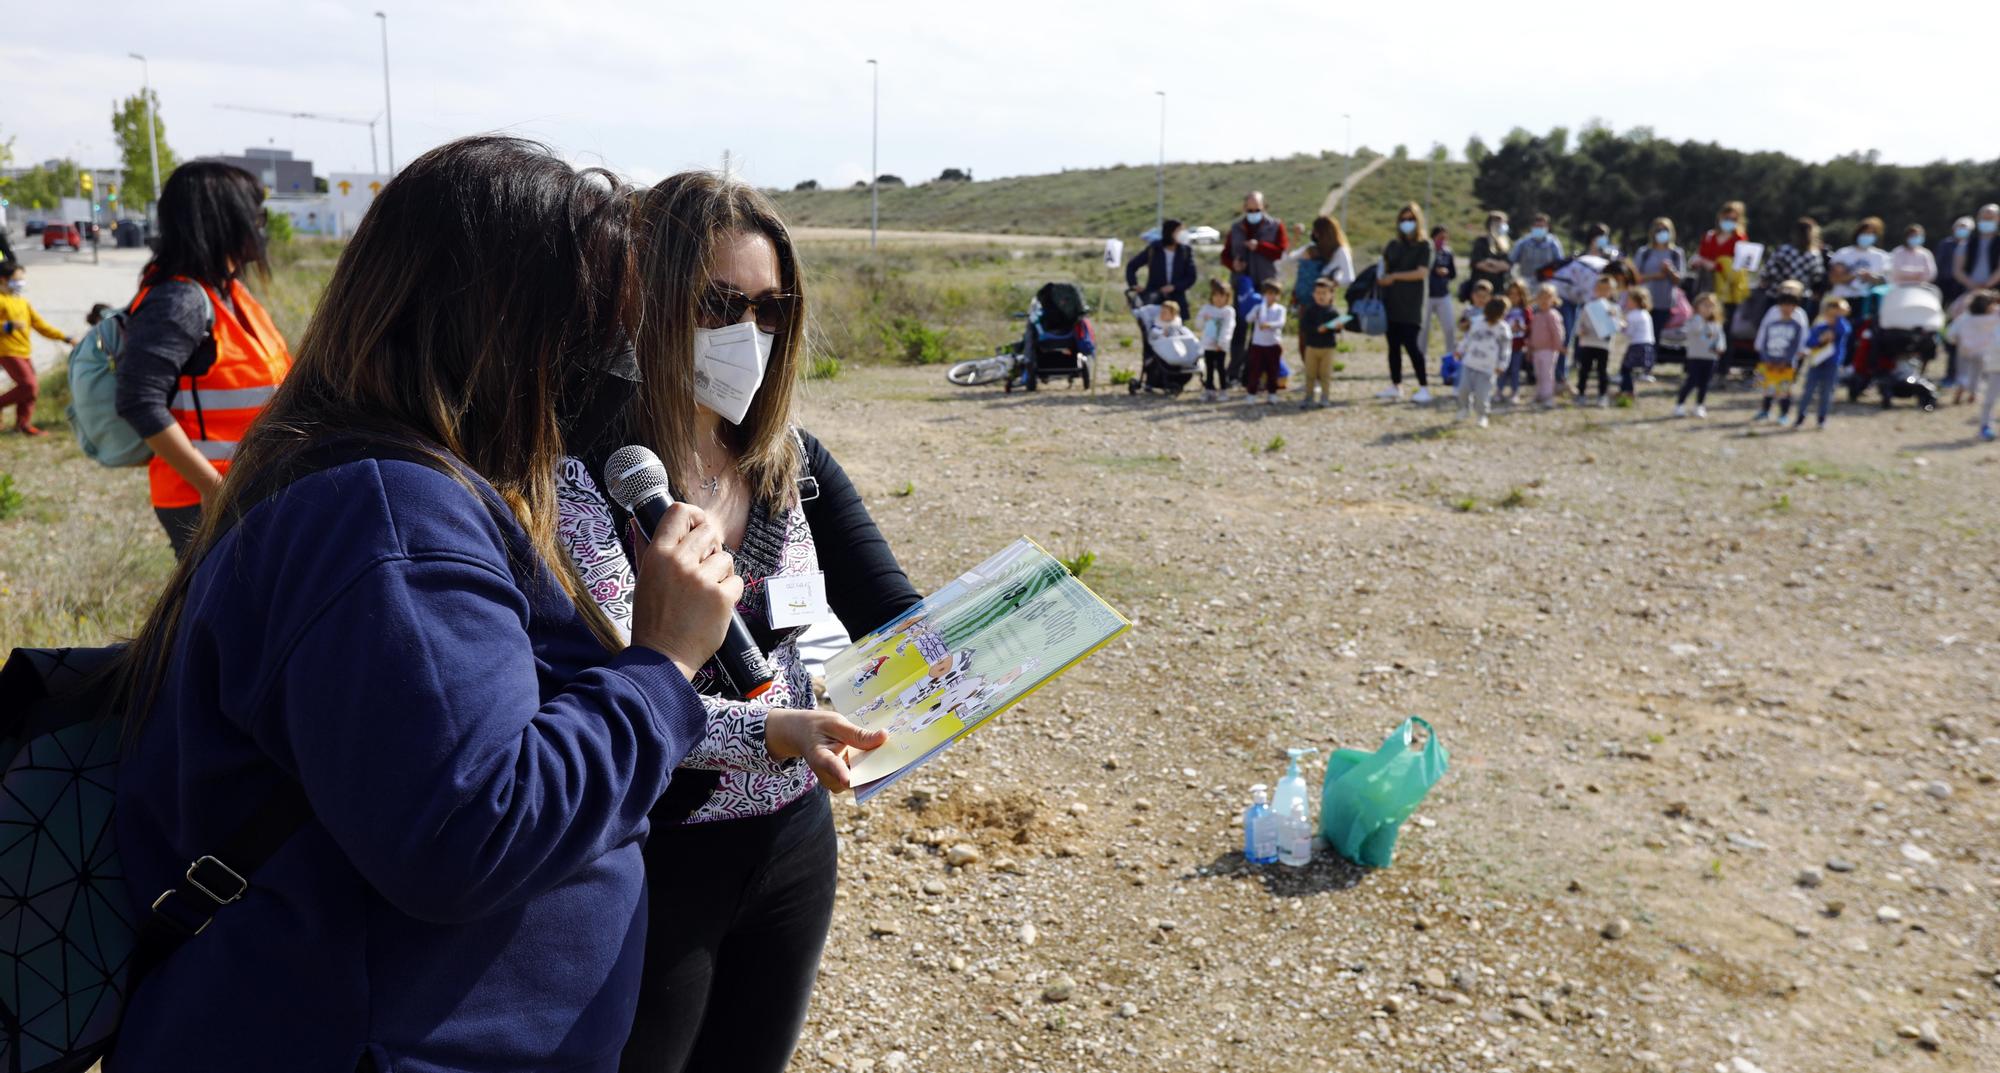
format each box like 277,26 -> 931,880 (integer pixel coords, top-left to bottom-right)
699,285 -> 799,333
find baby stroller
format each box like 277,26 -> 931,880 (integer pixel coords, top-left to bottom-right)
1848,284 -> 1942,409
1126,292 -> 1200,395
1007,282 -> 1094,393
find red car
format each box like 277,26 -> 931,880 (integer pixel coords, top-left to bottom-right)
42,223 -> 83,250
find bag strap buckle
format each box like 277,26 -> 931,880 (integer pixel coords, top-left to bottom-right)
147,855 -> 250,937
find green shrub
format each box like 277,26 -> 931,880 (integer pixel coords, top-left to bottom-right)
1108,367 -> 1135,385
805,353 -> 843,381
0,474 -> 22,520
35,366 -> 71,430
883,316 -> 952,365
264,209 -> 295,245
1060,549 -> 1096,577
1264,434 -> 1286,453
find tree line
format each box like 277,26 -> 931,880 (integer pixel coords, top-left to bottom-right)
1470,125 -> 2000,248
1,91 -> 177,213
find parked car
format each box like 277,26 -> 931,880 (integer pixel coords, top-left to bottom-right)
1137,224 -> 1222,246
23,221 -> 45,236
42,223 -> 83,250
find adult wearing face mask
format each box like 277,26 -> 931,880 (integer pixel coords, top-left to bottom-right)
1508,213 -> 1565,288
1830,217 -> 1892,303
1125,217 -> 1200,319
1467,212 -> 1512,295
1937,216 -> 1974,310
1376,202 -> 1434,403
1890,224 -> 1936,286
1690,201 -> 1751,328
598,172 -> 924,1073
1220,190 -> 1288,379
1634,218 -> 1684,341
1952,204 -> 2000,303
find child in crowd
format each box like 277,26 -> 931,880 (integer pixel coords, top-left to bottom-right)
1243,279 -> 1287,405
1616,289 -> 1656,403
1457,297 -> 1509,427
1297,276 -> 1342,409
1574,275 -> 1623,407
1753,281 -> 1810,423
0,261 -> 78,437
1499,279 -> 1530,403
1528,283 -> 1566,407
1457,279 -> 1494,339
1195,279 -> 1236,402
1673,294 -> 1726,418
1945,290 -> 2000,440
1790,296 -> 1852,429
1145,299 -> 1201,395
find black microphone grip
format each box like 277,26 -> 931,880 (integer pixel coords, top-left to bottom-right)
628,489 -> 775,700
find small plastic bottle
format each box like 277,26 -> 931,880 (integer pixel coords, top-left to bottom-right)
1279,798 -> 1313,868
1243,785 -> 1278,865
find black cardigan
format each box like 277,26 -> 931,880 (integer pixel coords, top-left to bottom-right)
796,428 -> 923,639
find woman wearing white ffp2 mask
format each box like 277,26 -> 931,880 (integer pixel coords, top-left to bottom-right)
578,172 -> 923,1073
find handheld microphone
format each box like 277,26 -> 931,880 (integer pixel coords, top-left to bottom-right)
604,444 -> 775,700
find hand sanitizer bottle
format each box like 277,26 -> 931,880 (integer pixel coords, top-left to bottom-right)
1272,747 -> 1319,824
1279,798 -> 1313,867
1243,785 -> 1277,865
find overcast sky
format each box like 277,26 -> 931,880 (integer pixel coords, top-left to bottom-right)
5,0 -> 1992,191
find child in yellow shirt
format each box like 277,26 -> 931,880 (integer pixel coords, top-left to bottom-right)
0,261 -> 77,436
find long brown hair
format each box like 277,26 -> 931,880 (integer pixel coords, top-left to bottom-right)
1396,201 -> 1427,244
631,172 -> 804,508
123,136 -> 636,726
1308,214 -> 1348,260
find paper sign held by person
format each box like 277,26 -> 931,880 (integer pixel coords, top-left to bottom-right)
828,538 -> 1129,802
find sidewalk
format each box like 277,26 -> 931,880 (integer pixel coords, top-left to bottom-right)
5,241 -> 151,373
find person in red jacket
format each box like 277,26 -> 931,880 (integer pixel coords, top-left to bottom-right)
1219,190 -> 1289,384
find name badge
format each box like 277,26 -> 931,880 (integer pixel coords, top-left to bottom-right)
767,573 -> 831,628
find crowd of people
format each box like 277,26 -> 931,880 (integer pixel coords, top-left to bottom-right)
1119,192 -> 2000,440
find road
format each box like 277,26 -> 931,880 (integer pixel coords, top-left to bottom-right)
1318,154 -> 1391,219
4,240 -> 151,372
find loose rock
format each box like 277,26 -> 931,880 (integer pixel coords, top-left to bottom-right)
1601,917 -> 1632,940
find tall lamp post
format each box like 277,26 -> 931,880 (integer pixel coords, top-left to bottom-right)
867,58 -> 878,250
374,11 -> 395,173
1339,113 -> 1353,234
128,52 -> 160,205
1154,90 -> 1166,239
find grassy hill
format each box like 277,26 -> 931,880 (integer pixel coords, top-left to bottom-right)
770,153 -> 1486,249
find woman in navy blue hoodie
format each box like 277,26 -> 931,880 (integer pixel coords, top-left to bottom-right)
109,137 -> 850,1073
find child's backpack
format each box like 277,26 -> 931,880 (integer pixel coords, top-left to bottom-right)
1550,254 -> 1608,306
65,292 -> 213,468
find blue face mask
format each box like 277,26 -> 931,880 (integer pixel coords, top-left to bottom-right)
1496,223 -> 1510,236
1906,235 -> 1924,248
1655,230 -> 1672,245
1245,211 -> 1264,225
1857,233 -> 1877,248
1718,219 -> 1738,234
1594,235 -> 1610,250
1982,219 -> 1999,235
1530,227 -> 1548,240
1399,219 -> 1416,235
1956,226 -> 1973,240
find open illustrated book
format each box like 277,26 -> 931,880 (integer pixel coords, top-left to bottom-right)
825,538 -> 1131,803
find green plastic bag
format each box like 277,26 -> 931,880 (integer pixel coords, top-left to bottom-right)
1318,717 -> 1448,868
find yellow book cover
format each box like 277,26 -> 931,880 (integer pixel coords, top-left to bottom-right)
827,538 -> 1129,802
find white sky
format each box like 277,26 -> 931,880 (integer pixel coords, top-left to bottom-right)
4,0 -> 1992,190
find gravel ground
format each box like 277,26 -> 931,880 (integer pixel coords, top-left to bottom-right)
784,355 -> 1999,1073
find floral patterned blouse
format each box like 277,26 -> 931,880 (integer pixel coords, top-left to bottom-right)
554,456 -> 817,823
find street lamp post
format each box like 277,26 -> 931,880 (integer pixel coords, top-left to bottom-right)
1154,90 -> 1166,239
128,52 -> 160,205
1339,113 -> 1353,234
867,59 -> 878,251
374,11 -> 395,173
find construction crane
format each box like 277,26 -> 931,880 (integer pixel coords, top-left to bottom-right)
213,104 -> 383,173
